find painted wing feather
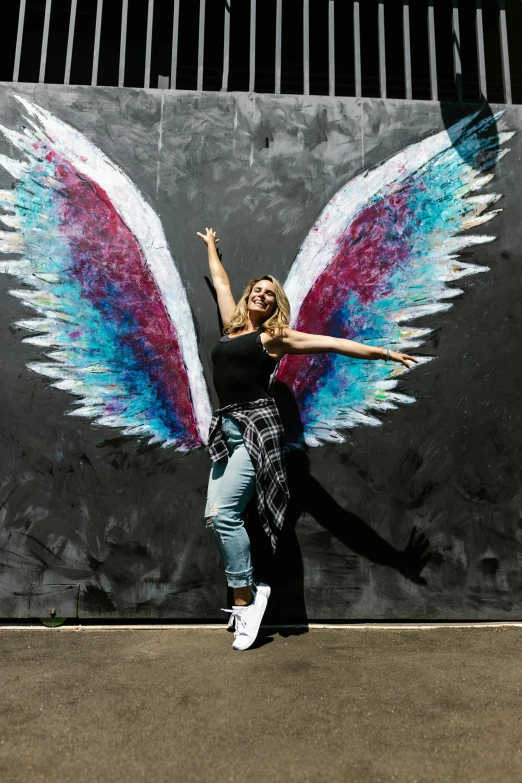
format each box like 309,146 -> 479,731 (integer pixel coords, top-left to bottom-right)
276,112 -> 513,447
0,96 -> 211,449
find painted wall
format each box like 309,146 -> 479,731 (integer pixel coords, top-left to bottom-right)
0,83 -> 521,621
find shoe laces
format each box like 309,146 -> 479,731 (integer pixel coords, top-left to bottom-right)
221,605 -> 248,635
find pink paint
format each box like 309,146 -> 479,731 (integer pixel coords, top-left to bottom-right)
279,190 -> 413,402
45,148 -> 200,446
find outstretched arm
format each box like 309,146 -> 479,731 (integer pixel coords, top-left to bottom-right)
197,227 -> 236,328
265,329 -> 418,368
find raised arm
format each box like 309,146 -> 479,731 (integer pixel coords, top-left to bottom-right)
264,329 -> 418,368
197,227 -> 236,328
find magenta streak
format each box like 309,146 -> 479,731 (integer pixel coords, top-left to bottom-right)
47,150 -> 200,445
279,190 -> 414,404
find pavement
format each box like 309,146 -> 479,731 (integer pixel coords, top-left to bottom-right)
1,625 -> 521,783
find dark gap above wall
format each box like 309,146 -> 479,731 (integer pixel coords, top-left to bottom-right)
18,0 -> 47,84
334,1 -> 355,98
460,0 -> 480,103
2,0 -> 521,104
281,0 -> 304,96
255,0 -> 277,94
384,0 -> 405,100
98,0 -> 124,87
228,0 -> 251,93
69,0 -> 97,86
202,0 -> 225,92
482,0 -> 506,103
506,0 -> 522,105
124,0 -> 149,88
0,0 -> 21,83
409,0 -> 431,101
360,0 -> 380,99
434,0 -> 457,102
176,0 -> 199,90
309,0 -> 329,96
44,0 -> 71,85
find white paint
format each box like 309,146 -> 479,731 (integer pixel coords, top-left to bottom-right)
284,111 -> 486,322
3,96 -> 212,443
283,110 -> 513,443
155,90 -> 165,201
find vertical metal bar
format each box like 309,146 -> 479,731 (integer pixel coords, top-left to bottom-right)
499,0 -> 512,104
303,0 -> 309,96
354,1 -> 361,98
119,0 -> 129,87
249,0 -> 256,92
328,0 -> 335,97
64,0 -> 77,84
378,0 -> 386,99
452,0 -> 462,102
144,0 -> 154,88
275,0 -> 282,94
171,0 -> 180,89
476,0 -> 487,101
39,0 -> 52,84
13,0 -> 27,82
197,0 -> 206,91
92,0 -> 104,86
222,1 -> 231,91
427,0 -> 438,101
403,0 -> 412,100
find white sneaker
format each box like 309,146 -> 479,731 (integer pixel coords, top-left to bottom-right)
231,584 -> 271,651
222,583 -> 271,634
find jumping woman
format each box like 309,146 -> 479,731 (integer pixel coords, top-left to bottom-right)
197,227 -> 418,651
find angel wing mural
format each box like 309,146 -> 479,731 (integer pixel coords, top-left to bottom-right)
276,110 -> 513,446
0,96 -> 513,451
0,96 -> 211,451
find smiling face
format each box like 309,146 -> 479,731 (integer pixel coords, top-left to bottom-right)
225,274 -> 290,336
247,279 -> 277,321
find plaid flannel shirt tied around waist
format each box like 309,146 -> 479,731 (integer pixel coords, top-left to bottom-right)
206,398 -> 290,552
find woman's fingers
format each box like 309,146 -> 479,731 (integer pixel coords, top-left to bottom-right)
393,352 -> 418,368
196,228 -> 219,245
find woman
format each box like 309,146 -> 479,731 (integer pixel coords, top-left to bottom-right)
197,227 -> 417,651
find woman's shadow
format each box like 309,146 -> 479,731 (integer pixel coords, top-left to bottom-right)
240,381 -> 432,633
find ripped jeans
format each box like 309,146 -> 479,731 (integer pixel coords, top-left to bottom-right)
204,415 -> 256,589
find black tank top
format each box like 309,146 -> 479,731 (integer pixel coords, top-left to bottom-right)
211,330 -> 279,408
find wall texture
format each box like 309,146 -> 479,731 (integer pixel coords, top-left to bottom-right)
0,83 -> 521,621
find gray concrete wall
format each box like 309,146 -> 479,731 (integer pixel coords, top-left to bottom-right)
0,83 -> 521,620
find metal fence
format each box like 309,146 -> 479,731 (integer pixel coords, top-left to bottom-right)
2,0 -> 521,104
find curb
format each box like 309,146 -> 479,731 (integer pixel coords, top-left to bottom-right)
1,622 -> 522,631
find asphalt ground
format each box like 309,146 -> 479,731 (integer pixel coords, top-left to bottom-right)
1,625 -> 521,783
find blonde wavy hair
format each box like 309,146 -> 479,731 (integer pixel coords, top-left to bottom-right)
224,275 -> 291,336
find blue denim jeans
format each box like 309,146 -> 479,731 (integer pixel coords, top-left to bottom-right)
204,416 -> 256,588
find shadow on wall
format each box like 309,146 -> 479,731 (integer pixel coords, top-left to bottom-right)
235,382 -> 432,629
440,101 -> 499,164
244,102 -> 506,628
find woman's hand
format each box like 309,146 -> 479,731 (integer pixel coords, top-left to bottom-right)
196,227 -> 219,247
389,350 -> 418,369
